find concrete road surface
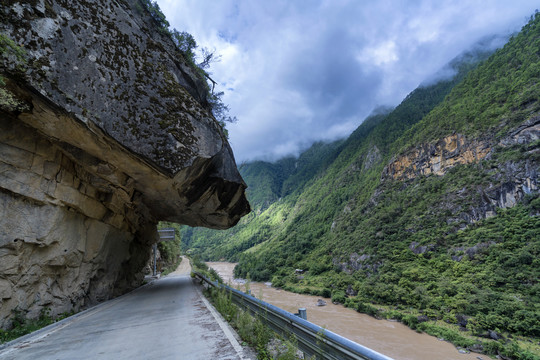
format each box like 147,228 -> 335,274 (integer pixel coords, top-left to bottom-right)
0,258 -> 253,360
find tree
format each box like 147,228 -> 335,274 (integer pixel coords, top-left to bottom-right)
171,30 -> 197,62
138,0 -> 238,134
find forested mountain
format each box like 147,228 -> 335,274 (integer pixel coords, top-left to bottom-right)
180,13 -> 540,358
180,30 -> 503,263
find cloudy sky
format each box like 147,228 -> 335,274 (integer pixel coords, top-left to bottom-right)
156,0 -> 538,163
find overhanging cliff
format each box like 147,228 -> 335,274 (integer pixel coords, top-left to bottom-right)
0,0 -> 250,327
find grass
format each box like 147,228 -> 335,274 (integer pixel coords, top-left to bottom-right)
0,308 -> 73,344
204,286 -> 300,359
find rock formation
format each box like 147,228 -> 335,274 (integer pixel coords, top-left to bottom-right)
381,116 -> 539,223
0,0 -> 250,327
383,134 -> 492,180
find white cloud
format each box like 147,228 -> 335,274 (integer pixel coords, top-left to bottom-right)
357,40 -> 399,66
156,0 -> 539,163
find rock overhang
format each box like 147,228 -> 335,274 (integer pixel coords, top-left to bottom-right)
0,0 -> 251,229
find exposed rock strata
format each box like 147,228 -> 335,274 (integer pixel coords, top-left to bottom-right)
384,134 -> 491,180
336,119 -> 538,275
0,0 -> 250,327
382,117 -> 539,224
384,116 -> 539,183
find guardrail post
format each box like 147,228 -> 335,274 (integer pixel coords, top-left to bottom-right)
298,308 -> 307,320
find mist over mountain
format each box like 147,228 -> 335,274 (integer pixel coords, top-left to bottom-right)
420,33 -> 509,87
157,0 -> 539,163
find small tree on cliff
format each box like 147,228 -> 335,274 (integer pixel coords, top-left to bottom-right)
170,30 -> 236,130
138,0 -> 236,133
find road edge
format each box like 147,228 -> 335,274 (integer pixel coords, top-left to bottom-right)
195,282 -> 256,360
0,279 -> 159,354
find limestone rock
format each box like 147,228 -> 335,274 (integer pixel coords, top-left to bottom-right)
383,134 -> 492,180
380,117 -> 539,225
0,0 -> 250,328
333,253 -> 382,275
363,145 -> 381,171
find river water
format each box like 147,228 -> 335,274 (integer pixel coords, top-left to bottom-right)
207,262 -> 481,360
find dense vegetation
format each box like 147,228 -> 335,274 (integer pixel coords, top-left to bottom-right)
180,37 -> 494,261
182,13 -> 540,358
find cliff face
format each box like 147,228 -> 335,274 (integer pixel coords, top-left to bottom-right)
384,134 -> 491,179
0,0 -> 250,326
381,117 -> 539,223
384,115 -> 539,181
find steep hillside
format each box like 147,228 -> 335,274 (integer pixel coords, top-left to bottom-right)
184,13 -> 540,358
181,139 -> 344,258
182,31 -> 497,262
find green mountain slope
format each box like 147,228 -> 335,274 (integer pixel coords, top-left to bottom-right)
240,138 -> 345,211
228,36 -> 500,275
183,13 -> 540,358
181,38 -> 490,261
180,139 -> 344,258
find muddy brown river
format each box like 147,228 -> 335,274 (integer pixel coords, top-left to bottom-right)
207,262 -> 482,360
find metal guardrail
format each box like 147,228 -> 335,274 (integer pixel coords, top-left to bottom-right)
193,272 -> 394,360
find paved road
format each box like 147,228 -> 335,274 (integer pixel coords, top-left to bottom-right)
0,258 -> 253,360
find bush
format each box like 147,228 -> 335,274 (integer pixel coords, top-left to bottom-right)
417,322 -> 475,348
343,298 -> 359,309
402,314 -> 419,329
321,288 -> 332,298
271,276 -> 284,288
207,287 -> 278,359
0,308 -> 72,344
356,302 -> 380,317
208,268 -> 222,283
331,290 -> 346,304
310,261 -> 331,275
384,310 -> 403,321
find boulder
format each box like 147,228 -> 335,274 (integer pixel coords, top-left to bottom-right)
455,314 -> 470,327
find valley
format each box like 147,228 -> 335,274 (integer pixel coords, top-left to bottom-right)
1,1 -> 538,359
208,262 -> 481,360
181,12 -> 540,359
